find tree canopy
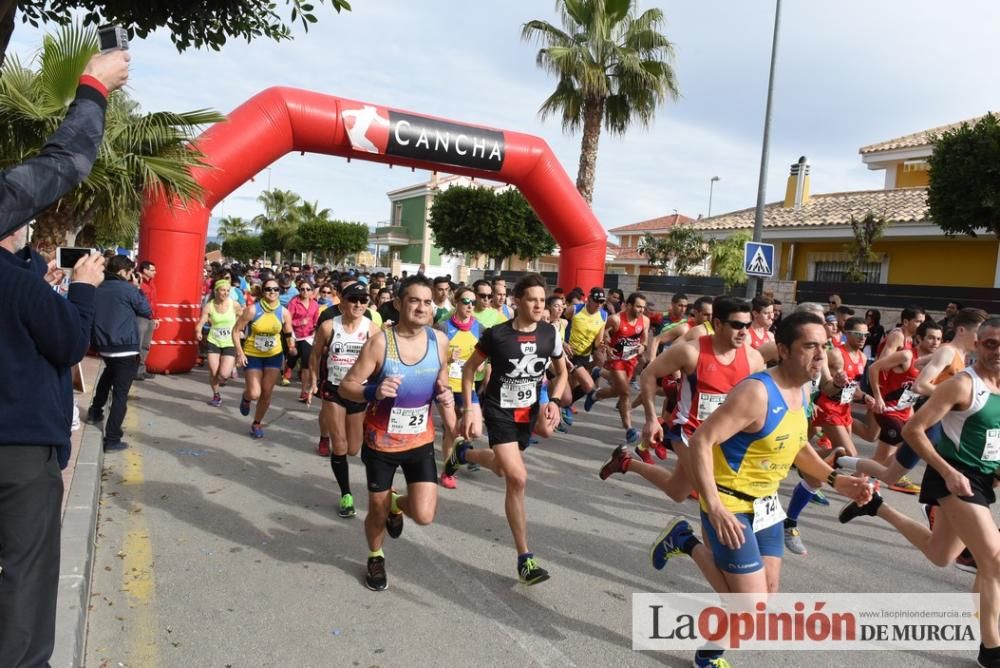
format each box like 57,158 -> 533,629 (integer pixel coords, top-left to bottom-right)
297,219 -> 368,263
843,212 -> 886,282
428,185 -> 556,271
0,0 -> 352,66
640,226 -> 708,276
221,234 -> 263,263
709,232 -> 750,289
927,113 -> 1000,238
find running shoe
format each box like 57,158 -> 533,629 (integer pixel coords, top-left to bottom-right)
921,503 -> 935,530
439,472 -> 457,489
561,407 -> 574,426
209,393 -> 222,408
280,377 -> 291,387
650,517 -> 694,570
838,492 -> 883,524
317,438 -> 330,458
102,440 -> 129,453
518,557 -> 550,585
977,642 -> 1000,668
688,490 -> 699,501
250,422 -> 264,439
365,556 -> 387,591
809,490 -> 830,506
693,654 -> 731,668
584,390 -> 597,412
338,493 -> 356,518
635,443 -> 654,465
625,427 -> 639,445
239,395 -> 251,417
888,476 -> 920,495
823,446 -> 847,469
467,462 -> 481,472
784,526 -> 808,555
444,440 -> 470,477
298,391 -> 309,402
815,435 -> 833,451
955,548 -> 977,574
386,492 -> 404,538
555,420 -> 569,434
599,445 -> 631,480
653,441 -> 669,461
528,436 -> 539,446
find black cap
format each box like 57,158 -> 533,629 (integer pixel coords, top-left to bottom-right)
589,288 -> 606,302
341,283 -> 369,300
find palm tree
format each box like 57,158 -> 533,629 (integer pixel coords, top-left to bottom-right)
522,0 -> 679,204
0,24 -> 224,250
252,188 -> 302,230
216,215 -> 252,240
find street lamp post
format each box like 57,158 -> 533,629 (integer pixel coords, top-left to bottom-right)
746,0 -> 782,299
708,176 -> 720,218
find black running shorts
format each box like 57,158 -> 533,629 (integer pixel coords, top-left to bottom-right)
361,442 -> 437,493
919,459 -> 996,508
483,401 -> 538,451
322,381 -> 367,415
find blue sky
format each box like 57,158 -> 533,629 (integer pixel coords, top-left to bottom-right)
9,1 -> 1000,240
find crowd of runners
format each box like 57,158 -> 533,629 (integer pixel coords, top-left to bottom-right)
182,260 -> 998,668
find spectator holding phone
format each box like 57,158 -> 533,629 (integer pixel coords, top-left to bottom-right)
0,47 -> 129,667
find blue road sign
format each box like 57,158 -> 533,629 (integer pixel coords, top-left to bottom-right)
744,241 -> 775,278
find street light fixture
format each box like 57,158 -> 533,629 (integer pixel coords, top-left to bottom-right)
708,176 -> 720,218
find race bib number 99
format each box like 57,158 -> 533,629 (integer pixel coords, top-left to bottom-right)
388,406 -> 429,435
501,381 -> 536,409
697,393 -> 726,421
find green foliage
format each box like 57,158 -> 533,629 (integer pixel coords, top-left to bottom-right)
640,226 -> 708,276
843,212 -> 886,282
0,24 -> 223,248
927,113 -> 1000,238
428,186 -> 556,271
216,216 -> 251,240
297,219 -> 368,262
522,0 -> 679,201
6,0 -> 351,60
205,241 -> 221,252
710,232 -> 750,289
221,234 -> 263,263
259,227 -> 284,254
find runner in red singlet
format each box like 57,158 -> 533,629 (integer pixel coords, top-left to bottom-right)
813,316 -> 875,458
747,295 -> 775,350
584,292 -> 651,444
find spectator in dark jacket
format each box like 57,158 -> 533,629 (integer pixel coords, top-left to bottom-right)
0,50 -> 129,668
87,255 -> 152,452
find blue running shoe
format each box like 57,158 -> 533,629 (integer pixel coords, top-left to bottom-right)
584,390 -> 597,412
590,366 -> 602,384
561,407 -> 574,426
625,427 -> 639,444
250,421 -> 264,439
650,517 -> 695,571
693,652 -> 731,667
239,395 -> 251,417
809,489 -> 830,506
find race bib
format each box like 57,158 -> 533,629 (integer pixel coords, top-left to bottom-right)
752,494 -> 786,532
896,388 -> 917,409
697,393 -> 727,421
329,363 -> 351,385
839,381 -> 857,405
983,428 -> 1000,462
211,327 -> 232,341
449,361 -> 464,380
254,334 -> 277,352
501,380 -> 537,409
621,344 -> 640,360
388,406 -> 429,435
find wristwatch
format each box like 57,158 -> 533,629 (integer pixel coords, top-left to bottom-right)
550,396 -> 562,407
827,471 -> 839,487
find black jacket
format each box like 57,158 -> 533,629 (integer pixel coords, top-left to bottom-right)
92,273 -> 152,354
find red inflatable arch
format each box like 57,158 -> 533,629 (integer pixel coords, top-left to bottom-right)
138,87 -> 607,373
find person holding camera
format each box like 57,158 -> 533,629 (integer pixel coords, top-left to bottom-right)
0,48 -> 129,667
86,255 -> 152,452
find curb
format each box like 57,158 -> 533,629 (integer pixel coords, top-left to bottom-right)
52,419 -> 104,668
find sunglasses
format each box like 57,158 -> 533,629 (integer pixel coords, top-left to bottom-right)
725,320 -> 751,330
300,287 -> 313,291
477,293 -> 492,299
347,296 -> 369,304
847,331 -> 868,338
459,297 -> 475,306
262,286 -> 280,293
320,290 -> 332,295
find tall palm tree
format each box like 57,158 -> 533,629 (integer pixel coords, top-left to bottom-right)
0,24 -> 224,250
252,188 -> 302,230
522,0 -> 679,204
216,215 -> 252,240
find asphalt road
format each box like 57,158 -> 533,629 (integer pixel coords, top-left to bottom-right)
84,369 -> 979,668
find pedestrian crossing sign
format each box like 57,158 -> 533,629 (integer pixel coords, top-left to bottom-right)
744,241 -> 775,278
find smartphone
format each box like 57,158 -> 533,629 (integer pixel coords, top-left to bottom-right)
98,24 -> 129,52
57,247 -> 95,269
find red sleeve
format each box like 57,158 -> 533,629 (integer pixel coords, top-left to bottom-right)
78,75 -> 108,98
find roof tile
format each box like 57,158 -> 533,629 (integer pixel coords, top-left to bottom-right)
859,114 -> 994,154
608,213 -> 697,234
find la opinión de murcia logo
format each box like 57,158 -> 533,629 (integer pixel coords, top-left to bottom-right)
340,104 -> 505,172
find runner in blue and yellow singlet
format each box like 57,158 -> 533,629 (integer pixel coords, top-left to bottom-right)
643,311 -> 873,668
